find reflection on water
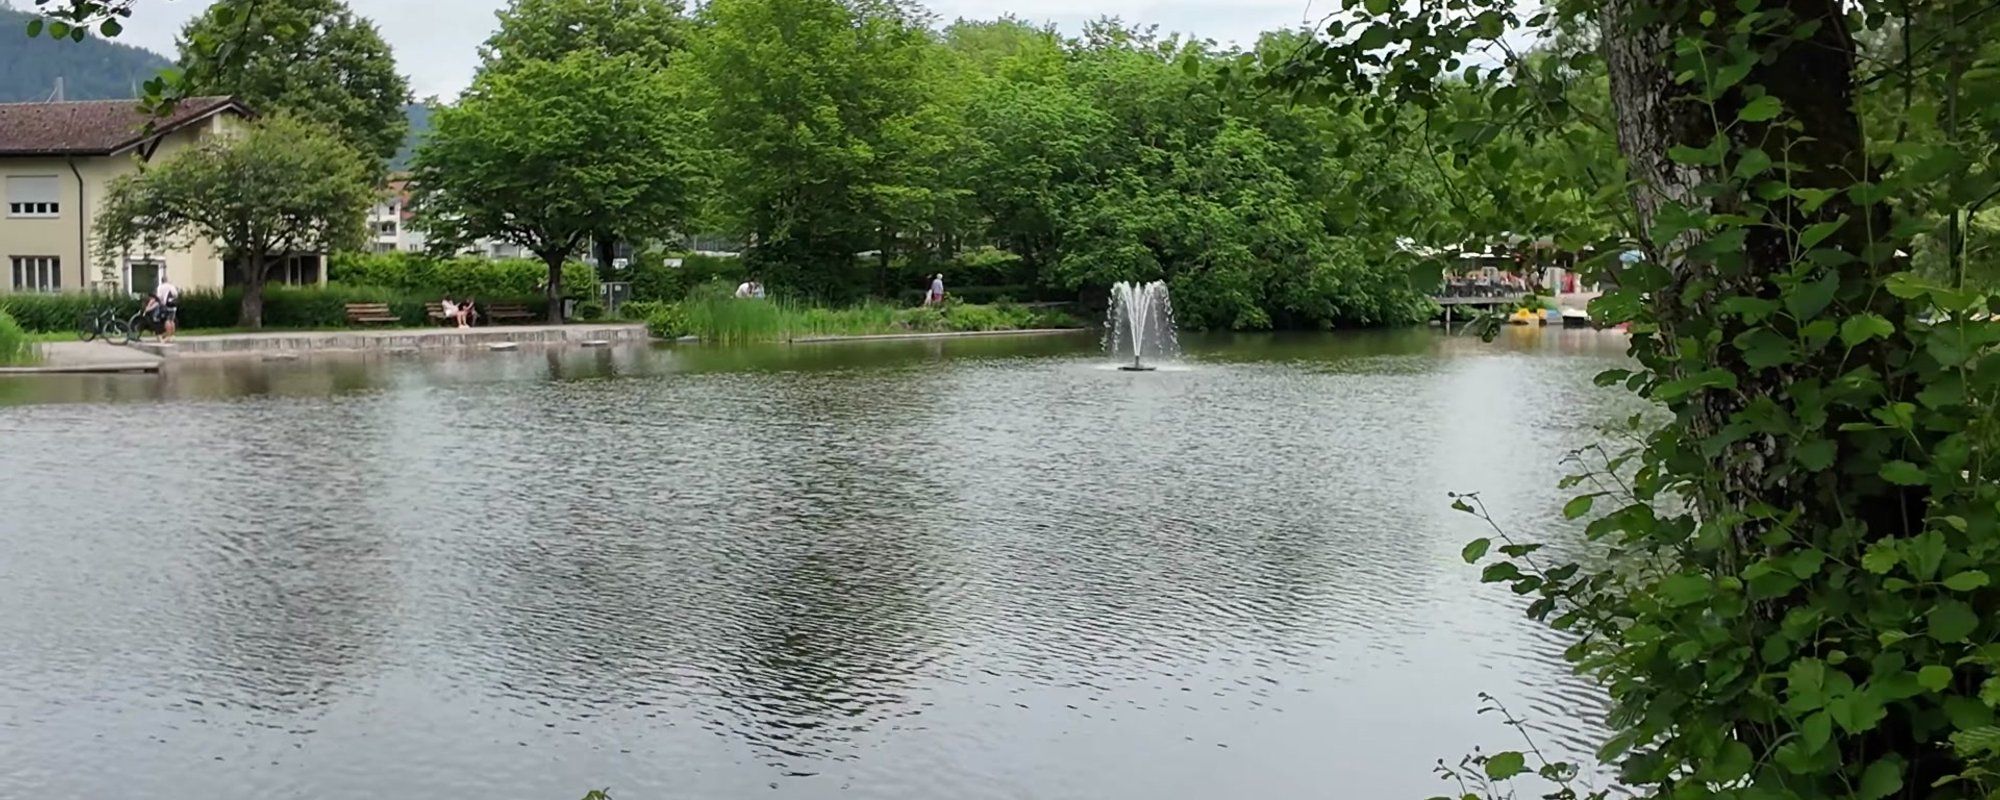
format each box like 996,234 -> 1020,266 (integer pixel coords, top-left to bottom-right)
0,328 -> 1638,799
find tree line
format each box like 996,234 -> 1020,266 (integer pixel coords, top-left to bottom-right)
89,0 -> 1625,328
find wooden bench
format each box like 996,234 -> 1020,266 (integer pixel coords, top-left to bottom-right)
345,303 -> 400,326
485,303 -> 536,325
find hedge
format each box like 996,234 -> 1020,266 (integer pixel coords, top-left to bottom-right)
0,286 -> 548,332
328,251 -> 599,301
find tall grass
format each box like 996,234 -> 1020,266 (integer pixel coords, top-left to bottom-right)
649,283 -> 1083,342
0,310 -> 37,366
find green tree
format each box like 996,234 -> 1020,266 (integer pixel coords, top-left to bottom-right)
481,0 -> 694,282
94,114 -> 374,329
689,0 -> 960,298
177,0 -> 410,162
410,52 -> 698,323
480,0 -> 688,71
1271,0 -> 2000,796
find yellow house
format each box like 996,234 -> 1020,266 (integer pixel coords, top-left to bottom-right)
0,96 -> 327,297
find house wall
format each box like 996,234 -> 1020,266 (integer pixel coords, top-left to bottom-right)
0,111 -> 321,296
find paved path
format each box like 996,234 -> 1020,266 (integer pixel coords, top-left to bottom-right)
0,341 -> 163,374
128,323 -> 649,358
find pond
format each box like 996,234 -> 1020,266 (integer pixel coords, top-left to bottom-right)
0,327 -> 1638,799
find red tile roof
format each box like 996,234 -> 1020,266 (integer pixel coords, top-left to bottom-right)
0,96 -> 251,157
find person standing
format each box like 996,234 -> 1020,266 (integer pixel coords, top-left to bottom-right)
927,273 -> 945,306
154,276 -> 180,342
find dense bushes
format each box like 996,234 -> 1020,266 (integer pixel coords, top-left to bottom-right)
0,286 -> 551,332
0,310 -> 33,366
329,251 -> 599,301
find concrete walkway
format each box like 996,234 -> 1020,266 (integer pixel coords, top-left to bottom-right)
0,341 -> 163,374
128,322 -> 649,358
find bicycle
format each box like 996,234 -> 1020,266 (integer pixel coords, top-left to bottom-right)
125,307 -> 165,344
75,306 -> 128,343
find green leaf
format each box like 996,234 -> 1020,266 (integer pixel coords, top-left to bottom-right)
1563,494 -> 1595,520
1784,273 -> 1840,320
1712,739 -> 1752,781
47,20 -> 69,39
1735,328 -> 1797,369
1794,439 -> 1836,470
1831,692 -> 1887,733
1858,758 -> 1903,800
1801,711 -> 1833,753
1840,313 -> 1895,346
1718,296 -> 1780,322
1879,460 -> 1926,486
1944,570 -> 1991,591
1483,751 -> 1527,780
1862,544 -> 1901,574
1931,600 -> 1979,643
1798,217 -> 1847,251
99,18 -> 122,37
1462,538 -> 1491,564
1919,665 -> 1954,692
1884,272 -> 1932,299
1738,95 -> 1783,122
1733,147 -> 1772,180
1660,574 -> 1712,607
26,18 -> 43,37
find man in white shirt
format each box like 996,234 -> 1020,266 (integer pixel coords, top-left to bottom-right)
736,280 -> 756,299
153,278 -> 179,342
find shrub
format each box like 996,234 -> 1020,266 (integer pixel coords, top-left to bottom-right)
329,251 -> 598,301
0,310 -> 34,365
617,300 -> 670,322
643,303 -> 689,338
573,300 -> 607,321
0,286 -> 548,332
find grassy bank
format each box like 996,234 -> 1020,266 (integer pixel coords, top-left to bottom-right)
631,295 -> 1085,344
0,311 -> 35,366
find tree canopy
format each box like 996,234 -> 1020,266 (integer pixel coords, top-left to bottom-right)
177,0 -> 410,162
410,50 -> 699,322
479,0 -> 688,72
94,114 -> 375,328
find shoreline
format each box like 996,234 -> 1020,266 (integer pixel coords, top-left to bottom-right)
784,327 -> 1091,344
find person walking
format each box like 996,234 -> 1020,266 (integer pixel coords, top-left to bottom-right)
926,273 -> 945,306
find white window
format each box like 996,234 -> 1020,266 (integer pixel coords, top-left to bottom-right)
5,176 -> 61,218
126,260 -> 163,298
10,256 -> 62,292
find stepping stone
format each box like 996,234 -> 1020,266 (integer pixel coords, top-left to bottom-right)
581,340 -> 611,348
488,342 -> 520,352
262,353 -> 300,362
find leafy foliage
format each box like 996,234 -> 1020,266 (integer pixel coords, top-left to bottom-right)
480,0 -> 688,72
94,114 -> 375,329
1264,0 -> 2000,797
176,0 -> 410,162
328,252 -> 599,301
0,311 -> 35,366
409,50 -> 698,322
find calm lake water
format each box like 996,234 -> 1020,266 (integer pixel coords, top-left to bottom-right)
0,328 -> 1637,799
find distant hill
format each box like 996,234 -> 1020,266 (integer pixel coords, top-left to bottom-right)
390,102 -> 432,172
0,6 -> 173,102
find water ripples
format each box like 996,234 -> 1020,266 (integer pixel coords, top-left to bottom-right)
0,330 -> 1639,799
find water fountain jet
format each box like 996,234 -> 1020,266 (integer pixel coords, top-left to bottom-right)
1106,281 -> 1179,371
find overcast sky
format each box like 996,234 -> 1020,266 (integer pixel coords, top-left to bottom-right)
113,0 -> 1325,99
